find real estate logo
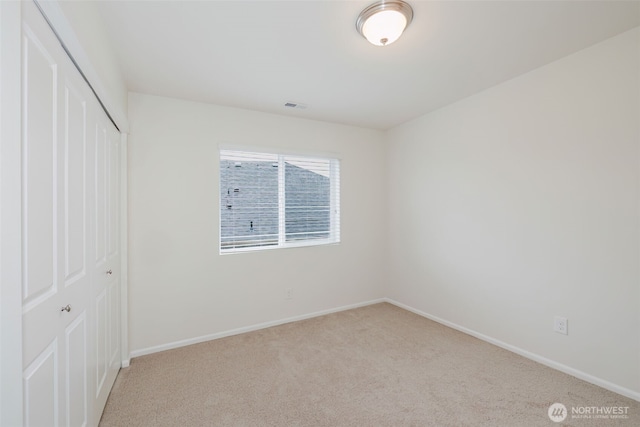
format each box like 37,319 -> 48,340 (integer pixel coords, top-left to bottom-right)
548,403 -> 568,423
547,402 -> 630,422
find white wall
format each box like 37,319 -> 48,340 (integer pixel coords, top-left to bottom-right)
0,2 -> 24,425
128,93 -> 387,354
387,27 -> 640,396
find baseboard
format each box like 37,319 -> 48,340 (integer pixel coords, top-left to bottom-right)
129,298 -> 386,359
384,298 -> 640,402
128,296 -> 639,402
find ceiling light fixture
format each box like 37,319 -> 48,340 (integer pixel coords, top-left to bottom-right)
356,0 -> 413,47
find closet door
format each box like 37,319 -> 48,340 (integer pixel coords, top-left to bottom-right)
91,107 -> 121,425
20,2 -> 121,425
20,2 -> 92,426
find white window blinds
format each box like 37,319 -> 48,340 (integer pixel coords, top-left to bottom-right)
220,149 -> 340,253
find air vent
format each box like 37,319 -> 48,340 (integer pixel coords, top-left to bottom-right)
284,102 -> 308,110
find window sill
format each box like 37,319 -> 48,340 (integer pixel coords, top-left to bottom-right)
219,239 -> 341,255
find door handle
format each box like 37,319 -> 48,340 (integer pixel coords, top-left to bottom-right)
61,304 -> 71,313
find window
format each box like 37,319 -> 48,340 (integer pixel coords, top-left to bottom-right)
220,149 -> 340,253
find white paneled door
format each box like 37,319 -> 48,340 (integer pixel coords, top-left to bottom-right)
20,2 -> 121,426
92,114 -> 121,424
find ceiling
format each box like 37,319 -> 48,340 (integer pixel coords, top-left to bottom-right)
95,0 -> 640,130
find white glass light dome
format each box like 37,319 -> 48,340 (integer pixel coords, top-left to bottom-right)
356,1 -> 413,47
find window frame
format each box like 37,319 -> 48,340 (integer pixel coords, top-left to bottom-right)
219,147 -> 341,254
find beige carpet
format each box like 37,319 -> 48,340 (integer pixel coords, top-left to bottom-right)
100,303 -> 638,426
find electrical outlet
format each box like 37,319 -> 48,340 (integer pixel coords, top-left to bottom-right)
285,288 -> 293,300
554,316 -> 568,335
